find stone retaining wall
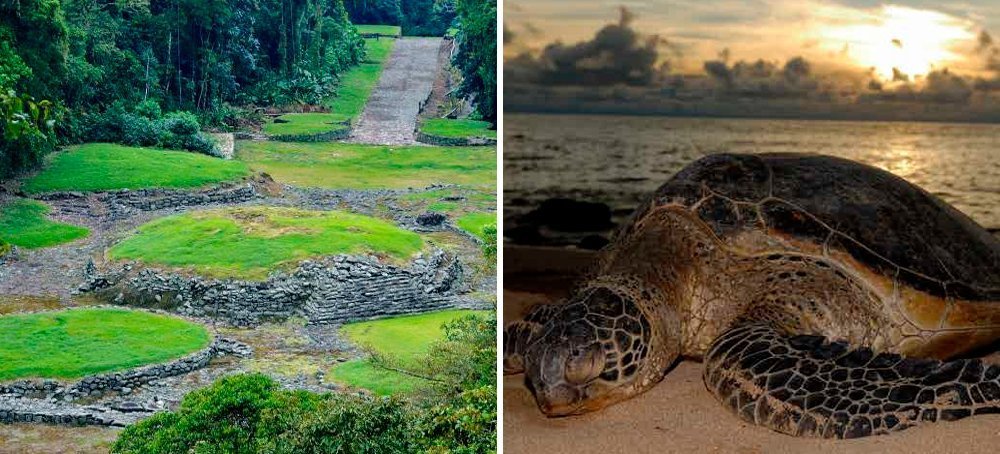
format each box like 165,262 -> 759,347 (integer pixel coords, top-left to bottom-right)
0,337 -> 251,427
83,251 -> 488,327
35,175 -> 269,220
0,337 -> 250,400
267,125 -> 351,142
0,397 -> 142,427
415,131 -> 497,146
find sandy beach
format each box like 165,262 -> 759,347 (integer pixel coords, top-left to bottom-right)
502,245 -> 1000,454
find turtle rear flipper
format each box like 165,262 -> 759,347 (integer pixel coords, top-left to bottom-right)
704,323 -> 1000,438
503,303 -> 563,374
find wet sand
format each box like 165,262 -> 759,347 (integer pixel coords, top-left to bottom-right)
502,245 -> 1000,454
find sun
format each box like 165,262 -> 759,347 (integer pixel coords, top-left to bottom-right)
820,5 -> 974,80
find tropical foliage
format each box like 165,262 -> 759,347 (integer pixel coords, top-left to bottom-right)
453,0 -> 497,124
0,90 -> 57,178
0,0 -> 374,177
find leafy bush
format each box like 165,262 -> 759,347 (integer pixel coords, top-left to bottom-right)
112,374 -> 423,454
68,102 -> 218,156
134,99 -> 162,119
197,104 -> 265,132
481,225 -> 497,265
112,374 -> 289,454
120,113 -> 161,147
0,90 -> 57,179
266,395 -> 422,453
162,111 -> 201,136
276,68 -> 336,106
419,384 -> 496,454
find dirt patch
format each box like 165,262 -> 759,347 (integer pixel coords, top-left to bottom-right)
0,294 -> 63,315
420,39 -> 457,120
0,424 -> 119,454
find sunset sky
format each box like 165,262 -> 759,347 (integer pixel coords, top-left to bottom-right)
505,0 -> 998,80
504,1 -> 1000,120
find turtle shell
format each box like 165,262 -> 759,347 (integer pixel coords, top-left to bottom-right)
627,153 -> 1000,301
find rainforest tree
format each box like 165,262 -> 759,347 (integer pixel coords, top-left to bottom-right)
453,0 -> 496,125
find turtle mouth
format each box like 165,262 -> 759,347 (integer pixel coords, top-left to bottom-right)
532,380 -> 631,417
536,388 -> 587,417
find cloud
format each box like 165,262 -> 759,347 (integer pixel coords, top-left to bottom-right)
702,60 -> 732,85
504,7 -> 671,86
978,30 -> 994,51
923,68 -> 973,101
861,68 -> 974,103
971,29 -> 1000,88
783,56 -> 810,82
892,67 -> 909,82
701,55 -> 820,98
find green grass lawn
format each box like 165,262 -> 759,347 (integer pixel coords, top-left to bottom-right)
22,143 -> 249,194
0,199 -> 89,249
262,113 -> 349,136
0,308 -> 210,381
109,207 -> 424,280
237,142 -> 496,189
355,24 -> 401,36
456,212 -> 497,241
329,309 -> 484,395
420,118 -> 497,140
264,38 -> 395,137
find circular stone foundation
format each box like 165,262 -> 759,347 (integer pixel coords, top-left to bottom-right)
108,207 -> 425,280
0,308 -> 210,381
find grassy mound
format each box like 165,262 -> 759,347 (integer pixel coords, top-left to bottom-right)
22,143 -> 249,194
0,308 -> 210,381
420,119 -> 497,140
355,24 -> 401,36
237,142 -> 496,189
110,207 -> 424,280
329,309 -> 484,395
456,212 -> 497,241
399,187 -> 495,215
264,38 -> 395,137
0,199 -> 89,248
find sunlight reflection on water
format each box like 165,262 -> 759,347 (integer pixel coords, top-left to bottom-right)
504,114 -> 1000,230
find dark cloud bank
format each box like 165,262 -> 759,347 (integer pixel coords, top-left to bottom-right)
505,10 -> 1000,122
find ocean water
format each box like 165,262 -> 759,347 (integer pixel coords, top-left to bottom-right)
504,114 -> 1000,232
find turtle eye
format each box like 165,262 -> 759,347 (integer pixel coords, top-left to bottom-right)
565,344 -> 603,384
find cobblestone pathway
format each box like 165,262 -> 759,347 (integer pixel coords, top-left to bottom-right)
349,37 -> 442,145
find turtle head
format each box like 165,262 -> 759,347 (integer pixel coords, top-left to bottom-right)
523,286 -> 680,416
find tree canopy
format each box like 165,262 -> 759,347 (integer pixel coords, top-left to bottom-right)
453,0 -> 496,124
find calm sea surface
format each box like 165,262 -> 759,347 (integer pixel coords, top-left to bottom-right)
504,114 -> 1000,231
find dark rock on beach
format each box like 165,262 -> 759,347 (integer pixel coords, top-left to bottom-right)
521,198 -> 614,232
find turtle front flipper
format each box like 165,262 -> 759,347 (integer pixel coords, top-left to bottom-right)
703,322 -> 1000,438
503,303 -> 562,374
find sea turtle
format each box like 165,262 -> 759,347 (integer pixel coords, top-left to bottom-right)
504,153 -> 1000,438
